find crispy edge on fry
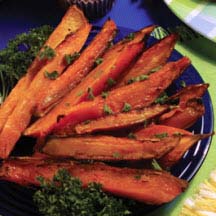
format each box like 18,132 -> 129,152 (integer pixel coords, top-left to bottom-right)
0,157 -> 188,204
42,135 -> 179,160
117,33 -> 178,87
75,104 -> 169,134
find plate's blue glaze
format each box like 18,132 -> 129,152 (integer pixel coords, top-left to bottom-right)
0,25 -> 214,216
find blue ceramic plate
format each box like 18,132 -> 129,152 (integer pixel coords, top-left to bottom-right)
0,25 -> 214,216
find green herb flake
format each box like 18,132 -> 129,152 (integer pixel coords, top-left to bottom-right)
34,169 -> 132,216
101,91 -> 109,99
180,80 -> 186,88
107,78 -> 116,87
154,92 -> 168,104
128,133 -> 137,139
87,87 -> 95,100
103,104 -> 113,115
134,174 -> 141,180
76,90 -> 83,97
148,66 -> 162,74
39,45 -> 55,60
173,132 -> 183,137
127,75 -> 148,85
154,132 -> 168,139
64,52 -> 80,65
113,152 -> 121,159
95,57 -> 103,66
83,120 -> 91,125
152,159 -> 162,170
122,102 -> 131,112
44,70 -> 59,80
107,41 -> 114,48
125,32 -> 135,41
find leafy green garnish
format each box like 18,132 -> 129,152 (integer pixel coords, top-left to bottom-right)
101,91 -> 109,99
128,133 -> 136,139
87,87 -> 95,100
125,33 -> 135,41
107,78 -> 116,87
44,70 -> 59,80
154,92 -> 168,104
39,45 -> 55,60
151,159 -> 162,171
95,57 -> 103,66
103,104 -> 113,115
34,169 -> 131,216
127,75 -> 148,85
113,152 -> 121,159
0,25 -> 53,102
122,103 -> 131,112
64,52 -> 80,65
154,132 -> 168,139
180,80 -> 186,88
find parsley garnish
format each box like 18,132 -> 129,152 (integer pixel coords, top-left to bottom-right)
39,45 -> 55,60
122,103 -> 131,112
95,58 -> 103,66
127,75 -> 148,84
107,78 -> 116,87
103,104 -> 113,115
76,90 -> 83,97
154,132 -> 168,139
125,32 -> 135,41
134,174 -> 141,180
128,133 -> 137,139
180,80 -> 186,88
151,159 -> 162,170
64,52 -> 80,65
101,91 -> 109,99
148,66 -> 162,74
154,92 -> 168,104
34,169 -> 131,216
113,152 -> 121,159
44,70 -> 59,80
87,87 -> 95,100
83,120 -> 91,125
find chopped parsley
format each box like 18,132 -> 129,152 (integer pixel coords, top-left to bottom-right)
113,152 -> 121,159
34,169 -> 131,216
125,32 -> 135,41
107,78 -> 116,87
134,174 -> 141,180
180,80 -> 186,88
83,120 -> 91,125
127,75 -> 148,85
122,103 -> 131,112
95,57 -> 103,66
128,133 -> 137,139
154,132 -> 168,139
148,66 -> 163,74
103,104 -> 113,115
154,92 -> 168,104
64,52 -> 80,65
76,90 -> 83,97
44,70 -> 59,80
87,87 -> 95,100
39,45 -> 55,60
151,159 -> 162,170
101,91 -> 109,99
0,25 -> 53,101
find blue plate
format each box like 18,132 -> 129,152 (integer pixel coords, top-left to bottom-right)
0,19 -> 214,216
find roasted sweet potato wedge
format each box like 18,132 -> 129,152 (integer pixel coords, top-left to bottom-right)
134,125 -> 213,168
0,6 -> 88,133
159,98 -> 205,129
25,57 -> 190,137
0,157 -> 188,204
159,133 -> 214,168
75,104 -> 169,134
42,135 -> 179,160
0,23 -> 91,159
116,34 -> 178,87
35,19 -> 117,117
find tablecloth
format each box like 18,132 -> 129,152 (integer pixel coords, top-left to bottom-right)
0,0 -> 215,215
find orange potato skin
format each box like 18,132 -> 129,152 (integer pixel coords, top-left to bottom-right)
117,34 -> 178,87
35,19 -> 118,116
0,157 -> 188,205
25,57 -> 190,137
75,104 -> 169,134
42,135 -> 179,160
0,6 -> 87,133
0,24 -> 91,159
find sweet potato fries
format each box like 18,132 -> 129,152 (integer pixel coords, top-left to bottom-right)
0,6 -> 213,208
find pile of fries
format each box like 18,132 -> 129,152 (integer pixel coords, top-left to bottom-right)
0,6 -> 214,205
